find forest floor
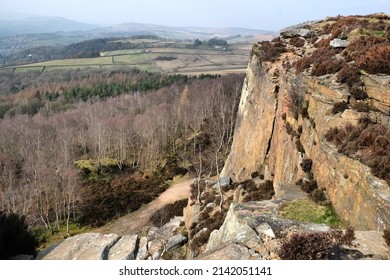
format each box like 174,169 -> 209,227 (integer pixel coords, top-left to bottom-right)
95,178 -> 192,235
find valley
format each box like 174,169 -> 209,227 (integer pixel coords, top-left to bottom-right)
0,12 -> 389,262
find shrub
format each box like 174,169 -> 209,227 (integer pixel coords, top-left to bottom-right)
295,139 -> 305,153
300,158 -> 313,173
295,56 -> 312,74
279,227 -> 355,260
311,58 -> 345,76
324,120 -> 390,185
279,231 -> 333,260
287,86 -> 305,120
0,212 -> 38,259
355,44 -> 390,75
297,125 -> 303,135
149,199 -> 188,227
285,122 -> 294,136
301,106 -> 309,119
309,188 -> 328,204
384,228 -> 390,247
331,101 -> 349,114
257,40 -> 287,62
351,102 -> 371,112
344,35 -> 390,75
333,227 -> 355,246
336,64 -> 361,87
349,87 -> 368,100
300,179 -> 318,193
77,170 -> 170,226
290,37 -> 305,47
241,180 -> 274,202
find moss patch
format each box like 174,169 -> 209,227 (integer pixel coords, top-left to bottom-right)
34,223 -> 91,250
75,158 -> 122,181
279,199 -> 343,228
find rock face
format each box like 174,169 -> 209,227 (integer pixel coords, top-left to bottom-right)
221,34 -> 390,230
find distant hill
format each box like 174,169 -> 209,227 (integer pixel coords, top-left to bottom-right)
0,15 -> 275,57
104,22 -> 276,40
0,17 -> 100,35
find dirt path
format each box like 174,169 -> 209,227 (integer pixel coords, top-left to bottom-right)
95,179 -> 192,235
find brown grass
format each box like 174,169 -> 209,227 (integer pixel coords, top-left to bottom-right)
242,180 -> 275,202
256,40 -> 287,62
290,37 -> 305,48
324,119 -> 390,185
331,101 -> 349,114
278,227 -> 355,260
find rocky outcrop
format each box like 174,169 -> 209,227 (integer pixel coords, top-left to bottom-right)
40,216 -> 187,260
221,55 -> 278,181
221,26 -> 390,230
198,200 -> 389,260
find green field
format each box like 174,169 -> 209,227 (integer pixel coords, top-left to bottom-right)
4,40 -> 253,75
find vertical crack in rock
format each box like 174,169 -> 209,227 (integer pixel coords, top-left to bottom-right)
133,236 -> 141,259
102,235 -> 121,260
265,84 -> 279,157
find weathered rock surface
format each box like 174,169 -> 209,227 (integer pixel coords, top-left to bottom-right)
166,234 -> 188,251
108,235 -> 138,260
330,38 -> 349,48
43,233 -> 120,260
196,242 -> 252,260
280,28 -> 315,38
221,54 -> 278,181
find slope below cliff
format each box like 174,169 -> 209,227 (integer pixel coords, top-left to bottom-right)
222,14 -> 390,230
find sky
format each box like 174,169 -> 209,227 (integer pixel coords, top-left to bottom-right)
1,0 -> 390,31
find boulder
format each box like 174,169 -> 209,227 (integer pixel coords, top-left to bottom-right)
330,38 -> 349,48
211,177 -> 232,190
43,233 -> 120,260
159,216 -> 183,240
255,223 -> 276,239
136,236 -> 149,260
280,28 -> 314,38
196,242 -> 252,260
165,234 -> 188,251
206,203 -> 261,252
108,235 -> 138,260
36,242 -> 60,260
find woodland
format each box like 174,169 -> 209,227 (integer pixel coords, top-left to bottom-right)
0,68 -> 244,243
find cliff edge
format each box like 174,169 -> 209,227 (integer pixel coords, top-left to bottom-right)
222,14 -> 390,230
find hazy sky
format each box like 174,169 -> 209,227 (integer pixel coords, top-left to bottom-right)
2,0 -> 389,30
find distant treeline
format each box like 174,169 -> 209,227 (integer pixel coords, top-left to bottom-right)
0,67 -> 220,118
0,35 -> 161,66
